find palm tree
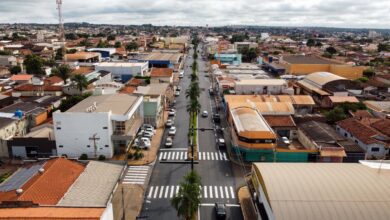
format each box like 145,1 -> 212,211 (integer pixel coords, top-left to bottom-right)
185,82 -> 200,100
72,74 -> 88,92
186,98 -> 201,116
171,171 -> 202,220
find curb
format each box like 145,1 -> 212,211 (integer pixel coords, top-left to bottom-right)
159,160 -> 199,164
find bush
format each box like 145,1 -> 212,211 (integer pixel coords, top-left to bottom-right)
98,155 -> 106,161
79,154 -> 88,160
127,152 -> 134,159
134,150 -> 144,160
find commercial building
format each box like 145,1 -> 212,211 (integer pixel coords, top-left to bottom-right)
214,53 -> 242,66
234,79 -> 289,95
234,42 -> 258,51
53,94 -> 143,158
363,101 -> 390,118
87,48 -> 116,58
138,52 -> 183,71
64,52 -> 101,63
150,68 -> 174,84
279,55 -> 366,80
95,62 -> 148,82
250,162 -> 390,220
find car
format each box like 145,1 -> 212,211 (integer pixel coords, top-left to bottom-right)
215,203 -> 226,219
179,72 -> 184,78
212,113 -> 221,123
165,137 -> 173,148
209,88 -> 214,95
145,127 -> 156,134
134,137 -> 151,149
176,86 -> 181,91
217,138 -> 226,148
165,119 -> 174,127
142,124 -> 154,130
168,110 -> 176,117
168,126 -> 177,136
201,111 -> 208,117
281,136 -> 290,145
143,131 -> 154,139
215,125 -> 224,134
174,91 -> 180,97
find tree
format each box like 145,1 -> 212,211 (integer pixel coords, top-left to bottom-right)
96,39 -> 107,48
55,49 -> 63,61
107,34 -> 116,41
52,64 -> 71,81
9,66 -> 21,74
325,107 -> 347,123
72,74 -> 88,92
114,41 -> 121,48
186,82 -> 200,100
126,41 -> 138,51
65,33 -> 78,40
363,68 -> 375,78
246,48 -> 258,62
24,54 -> 45,75
57,93 -> 91,112
325,46 -> 337,57
171,171 -> 202,220
377,43 -> 390,52
230,34 -> 247,43
0,50 -> 11,55
315,41 -> 323,47
306,39 -> 315,49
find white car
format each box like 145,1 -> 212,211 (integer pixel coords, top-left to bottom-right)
165,137 -> 173,148
168,110 -> 176,117
201,111 -> 208,117
143,131 -> 154,139
166,119 -> 174,127
179,72 -> 184,78
145,127 -> 156,134
174,91 -> 180,97
134,137 -> 151,149
168,127 -> 177,136
281,137 -> 290,145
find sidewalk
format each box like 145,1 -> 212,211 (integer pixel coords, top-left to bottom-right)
112,183 -> 144,220
238,186 -> 258,220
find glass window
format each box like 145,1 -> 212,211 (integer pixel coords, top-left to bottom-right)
371,147 -> 380,152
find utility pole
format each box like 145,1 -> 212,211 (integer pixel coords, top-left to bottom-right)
89,133 -> 100,158
56,0 -> 66,62
190,126 -> 194,171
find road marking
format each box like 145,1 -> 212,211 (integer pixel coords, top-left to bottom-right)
159,148 -> 188,151
167,153 -> 171,160
123,166 -> 149,185
164,186 -> 169,198
198,152 -> 201,160
180,152 -> 184,160
172,152 -> 176,160
199,186 -> 202,198
219,152 -> 223,160
162,152 -> 167,160
211,152 -> 214,160
219,186 -> 224,199
184,153 -> 188,160
147,186 -> 154,198
200,203 -> 240,207
209,186 -> 213,198
176,185 -> 179,195
170,185 -> 175,198
225,186 -> 230,199
153,186 -> 159,199
230,186 -> 235,199
207,152 -> 210,160
159,186 -> 165,198
203,152 -> 206,160
204,186 -> 208,198
214,186 -> 219,198
223,152 -> 227,160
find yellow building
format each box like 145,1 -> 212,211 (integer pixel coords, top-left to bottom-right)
280,55 -> 365,80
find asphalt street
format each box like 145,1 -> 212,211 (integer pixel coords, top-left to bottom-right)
140,44 -> 244,220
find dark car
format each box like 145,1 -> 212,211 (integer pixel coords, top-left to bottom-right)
215,203 -> 226,219
209,88 -> 214,96
217,138 -> 226,149
212,113 -> 221,123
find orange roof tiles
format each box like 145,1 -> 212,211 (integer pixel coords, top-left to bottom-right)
65,52 -> 100,61
0,158 -> 85,205
150,68 -> 173,77
0,207 -> 104,219
120,86 -> 136,94
10,74 -> 33,81
44,76 -> 64,85
71,67 -> 94,75
263,115 -> 296,127
14,84 -> 63,92
337,118 -> 385,146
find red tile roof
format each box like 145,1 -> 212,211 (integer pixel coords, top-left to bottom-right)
150,68 -> 173,77
263,115 -> 296,127
0,158 -> 85,205
44,76 -> 63,85
14,84 -> 63,92
349,110 -> 373,118
370,119 -> 390,137
120,86 -> 136,94
0,207 -> 104,219
126,78 -> 143,86
10,74 -> 33,81
337,118 -> 385,145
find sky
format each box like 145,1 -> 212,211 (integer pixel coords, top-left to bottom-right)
0,0 -> 389,29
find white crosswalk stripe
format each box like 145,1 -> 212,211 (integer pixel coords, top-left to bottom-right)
147,185 -> 236,199
158,151 -> 228,161
122,166 -> 149,185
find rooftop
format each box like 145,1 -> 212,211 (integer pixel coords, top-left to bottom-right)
235,79 -> 287,86
337,118 -> 387,146
96,62 -> 147,67
14,84 -> 63,92
0,207 -> 104,219
65,52 -> 100,61
57,161 -> 122,207
364,101 -> 390,113
134,83 -> 169,96
253,163 -> 390,220
67,94 -> 140,115
328,96 -> 359,103
142,52 -> 182,63
10,74 -> 33,81
282,55 -> 339,64
302,71 -> 346,87
230,107 -> 273,133
150,68 -> 173,78
263,115 -> 296,127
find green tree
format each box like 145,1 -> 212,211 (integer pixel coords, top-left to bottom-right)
325,46 -> 337,57
96,39 -> 107,48
72,74 -> 89,92
126,41 -> 138,51
65,33 -> 78,40
0,51 -> 11,55
171,171 -> 202,220
57,93 -> 91,112
52,64 -> 71,81
377,43 -> 390,52
186,82 -> 200,100
114,41 -> 121,48
186,98 -> 201,117
315,41 -> 323,47
325,107 -> 347,123
24,54 -> 45,75
107,34 -> 116,41
306,39 -> 315,49
230,34 -> 247,43
55,49 -> 63,61
9,66 -> 21,74
363,68 -> 375,78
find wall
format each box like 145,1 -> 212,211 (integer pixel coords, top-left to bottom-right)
53,111 -> 114,158
329,65 -> 364,80
100,202 -> 114,220
287,63 -> 364,80
287,64 -> 330,75
234,84 -> 287,95
0,119 -> 27,158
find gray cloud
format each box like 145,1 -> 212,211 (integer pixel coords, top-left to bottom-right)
0,0 -> 388,28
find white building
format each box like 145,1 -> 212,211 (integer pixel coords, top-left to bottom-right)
53,94 -> 143,158
95,62 -> 149,82
234,79 -> 289,95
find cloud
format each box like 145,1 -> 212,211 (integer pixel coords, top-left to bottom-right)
0,0 -> 388,28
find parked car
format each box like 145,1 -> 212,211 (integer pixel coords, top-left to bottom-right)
166,119 -> 174,127
179,72 -> 184,78
168,110 -> 176,117
168,127 -> 177,136
145,127 -> 156,134
143,131 -> 154,139
176,86 -> 181,91
212,113 -> 221,123
217,138 -> 226,148
201,111 -> 208,117
174,91 -> 180,97
134,137 -> 151,149
142,124 -> 154,130
215,203 -> 226,219
281,136 -> 290,145
215,125 -> 224,134
165,137 -> 173,148
209,88 -> 214,95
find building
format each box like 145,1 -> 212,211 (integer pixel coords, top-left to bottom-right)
95,62 -> 148,82
323,95 -> 360,108
336,118 -> 389,158
250,162 -> 390,220
0,158 -> 122,220
234,42 -> 258,51
279,55 -> 366,79
150,68 -> 174,84
0,101 -> 49,129
296,72 -> 360,104
0,55 -> 17,67
7,123 -> 56,159
53,94 -> 143,158
64,52 -> 101,63
138,52 -> 183,71
9,74 -> 33,84
214,53 -> 242,65
87,48 -> 116,58
64,70 -> 112,95
12,84 -> 63,97
0,117 -> 26,158
234,79 -> 289,95
363,101 -> 390,118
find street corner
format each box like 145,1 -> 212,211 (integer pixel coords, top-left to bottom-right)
237,186 -> 257,220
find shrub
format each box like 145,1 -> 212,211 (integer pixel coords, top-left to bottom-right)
127,152 -> 134,160
98,155 -> 106,161
79,154 -> 88,160
134,151 -> 144,160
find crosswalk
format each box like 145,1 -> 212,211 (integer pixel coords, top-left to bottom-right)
122,166 -> 150,185
147,185 -> 236,200
158,151 -> 228,161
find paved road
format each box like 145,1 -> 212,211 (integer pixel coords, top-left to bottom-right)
140,44 -> 244,220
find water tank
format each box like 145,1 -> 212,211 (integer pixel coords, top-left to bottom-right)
268,57 -> 273,63
14,110 -> 23,119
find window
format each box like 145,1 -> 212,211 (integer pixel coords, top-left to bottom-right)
344,133 -> 347,137
87,145 -> 91,148
59,145 -> 63,148
56,127 -> 61,130
103,126 -> 108,129
355,140 -> 358,144
105,145 -> 109,148
371,147 -> 380,152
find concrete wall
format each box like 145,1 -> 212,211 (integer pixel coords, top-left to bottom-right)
329,65 -> 364,80
287,63 -> 364,80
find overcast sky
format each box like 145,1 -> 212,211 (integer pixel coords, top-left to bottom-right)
0,0 -> 389,29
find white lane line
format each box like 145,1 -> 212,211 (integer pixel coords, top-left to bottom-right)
230,186 -> 235,199
176,185 -> 180,195
159,186 -> 165,198
211,152 -> 214,160
219,186 -> 224,199
203,152 -> 206,160
124,181 -> 145,184
126,173 -> 148,177
147,186 -> 154,198
180,152 -> 184,160
214,186 -> 219,198
164,186 -> 170,198
128,166 -> 149,169
225,186 -> 230,199
167,152 -> 171,160
219,151 -> 223,160
172,152 -> 176,160
199,186 -> 202,198
207,152 -> 210,160
162,152 -> 167,160
158,153 -> 163,161
204,186 -> 208,198
209,186 -> 213,198
198,152 -> 201,160
184,153 -> 188,160
160,148 -> 188,151
170,185 -> 175,198
223,152 -> 228,160
153,186 -> 159,199
126,170 -> 147,173
215,152 -> 219,161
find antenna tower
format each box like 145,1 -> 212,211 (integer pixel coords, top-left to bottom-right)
56,0 -> 66,61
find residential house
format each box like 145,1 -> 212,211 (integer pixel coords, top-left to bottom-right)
12,84 -> 63,97
64,52 -> 101,63
150,68 -> 174,84
9,74 -> 33,84
0,117 -> 27,158
95,62 -> 148,82
363,101 -> 390,118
